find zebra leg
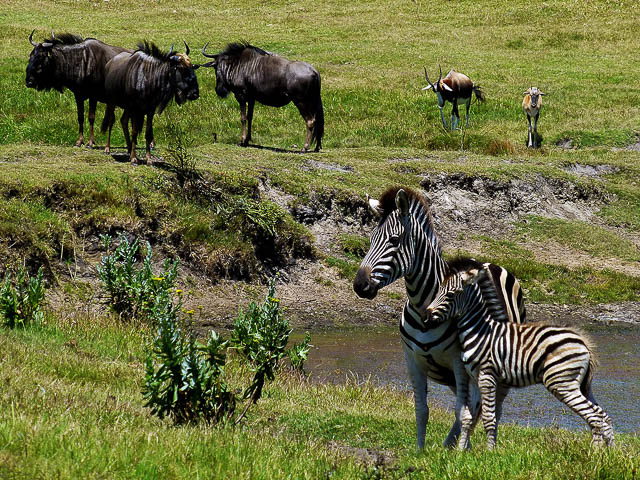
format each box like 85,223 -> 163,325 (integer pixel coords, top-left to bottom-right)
549,383 -> 614,447
478,369 -> 499,450
457,373 -> 481,450
404,347 -> 429,450
495,384 -> 509,424
453,360 -> 472,450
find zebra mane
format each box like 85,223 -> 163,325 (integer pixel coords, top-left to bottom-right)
43,33 -> 84,46
377,186 -> 432,224
445,262 -> 510,324
135,40 -> 174,61
221,41 -> 270,57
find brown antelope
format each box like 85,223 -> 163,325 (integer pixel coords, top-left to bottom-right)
523,87 -> 544,148
422,66 -> 485,130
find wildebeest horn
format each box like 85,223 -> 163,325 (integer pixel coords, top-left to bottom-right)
438,64 -> 442,85
183,40 -> 190,56
168,43 -> 174,55
51,30 -> 56,41
29,29 -> 37,46
201,42 -> 216,58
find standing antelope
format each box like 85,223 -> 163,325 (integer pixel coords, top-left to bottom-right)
523,87 -> 544,148
422,66 -> 485,130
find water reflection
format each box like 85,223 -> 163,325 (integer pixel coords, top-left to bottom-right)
299,324 -> 640,433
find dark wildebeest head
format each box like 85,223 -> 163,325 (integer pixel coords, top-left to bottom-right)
201,41 -> 324,152
102,41 -> 200,164
25,30 -> 81,92
26,30 -> 132,148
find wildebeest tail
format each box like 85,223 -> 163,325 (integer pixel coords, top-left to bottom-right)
311,98 -> 324,151
100,106 -> 115,134
473,85 -> 486,103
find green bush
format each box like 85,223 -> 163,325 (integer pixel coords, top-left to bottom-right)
142,275 -> 312,425
97,235 -> 178,322
0,266 -> 46,328
143,293 -> 235,424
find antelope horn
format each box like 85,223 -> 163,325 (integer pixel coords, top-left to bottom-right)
51,30 -> 56,42
168,43 -> 174,55
201,42 -> 216,58
438,64 -> 443,85
183,40 -> 190,56
29,29 -> 37,46
424,67 -> 434,89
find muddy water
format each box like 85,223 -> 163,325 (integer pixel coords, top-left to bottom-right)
299,324 -> 640,434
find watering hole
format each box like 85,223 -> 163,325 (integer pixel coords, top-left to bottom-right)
298,323 -> 640,434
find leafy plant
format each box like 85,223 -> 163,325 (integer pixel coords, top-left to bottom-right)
143,295 -> 236,424
143,274 -> 311,425
287,331 -> 312,373
0,266 -> 46,328
97,235 -> 178,322
165,121 -> 202,191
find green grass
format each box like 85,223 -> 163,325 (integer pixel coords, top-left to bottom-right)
2,0 -> 639,152
1,315 -> 638,479
515,215 -> 640,263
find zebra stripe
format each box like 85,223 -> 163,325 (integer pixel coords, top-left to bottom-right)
426,263 -> 614,449
355,187 -> 526,449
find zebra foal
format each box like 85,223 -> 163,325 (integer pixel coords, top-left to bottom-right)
424,259 -> 614,450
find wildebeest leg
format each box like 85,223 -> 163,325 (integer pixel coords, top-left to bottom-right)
129,114 -> 144,164
86,98 -> 97,148
246,99 -> 254,146
533,112 -> 539,148
103,105 -> 116,154
145,112 -> 155,165
294,102 -> 314,153
74,92 -> 85,147
239,100 -> 248,147
120,110 -> 131,155
527,114 -> 533,148
451,99 -> 460,131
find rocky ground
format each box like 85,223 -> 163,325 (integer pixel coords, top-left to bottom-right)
50,168 -> 640,329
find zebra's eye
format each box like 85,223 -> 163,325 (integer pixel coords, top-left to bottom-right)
389,235 -> 400,247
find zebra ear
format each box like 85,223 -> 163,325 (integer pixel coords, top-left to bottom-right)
461,268 -> 481,285
395,189 -> 410,217
366,194 -> 382,217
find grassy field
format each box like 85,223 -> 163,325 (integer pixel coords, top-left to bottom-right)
1,314 -> 638,480
1,0 -> 640,478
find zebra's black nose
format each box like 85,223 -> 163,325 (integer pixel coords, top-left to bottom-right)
353,266 -> 378,300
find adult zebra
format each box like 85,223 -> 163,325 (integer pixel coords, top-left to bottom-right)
353,186 -> 526,450
424,259 -> 614,449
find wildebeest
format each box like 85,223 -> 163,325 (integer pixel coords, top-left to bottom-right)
201,42 -> 324,152
25,30 -> 131,148
523,87 -> 545,148
422,66 -> 485,130
101,41 -> 200,164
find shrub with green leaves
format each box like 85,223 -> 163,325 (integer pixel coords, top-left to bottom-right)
97,235 -> 178,322
142,275 -> 312,425
143,295 -> 236,424
0,266 -> 46,328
